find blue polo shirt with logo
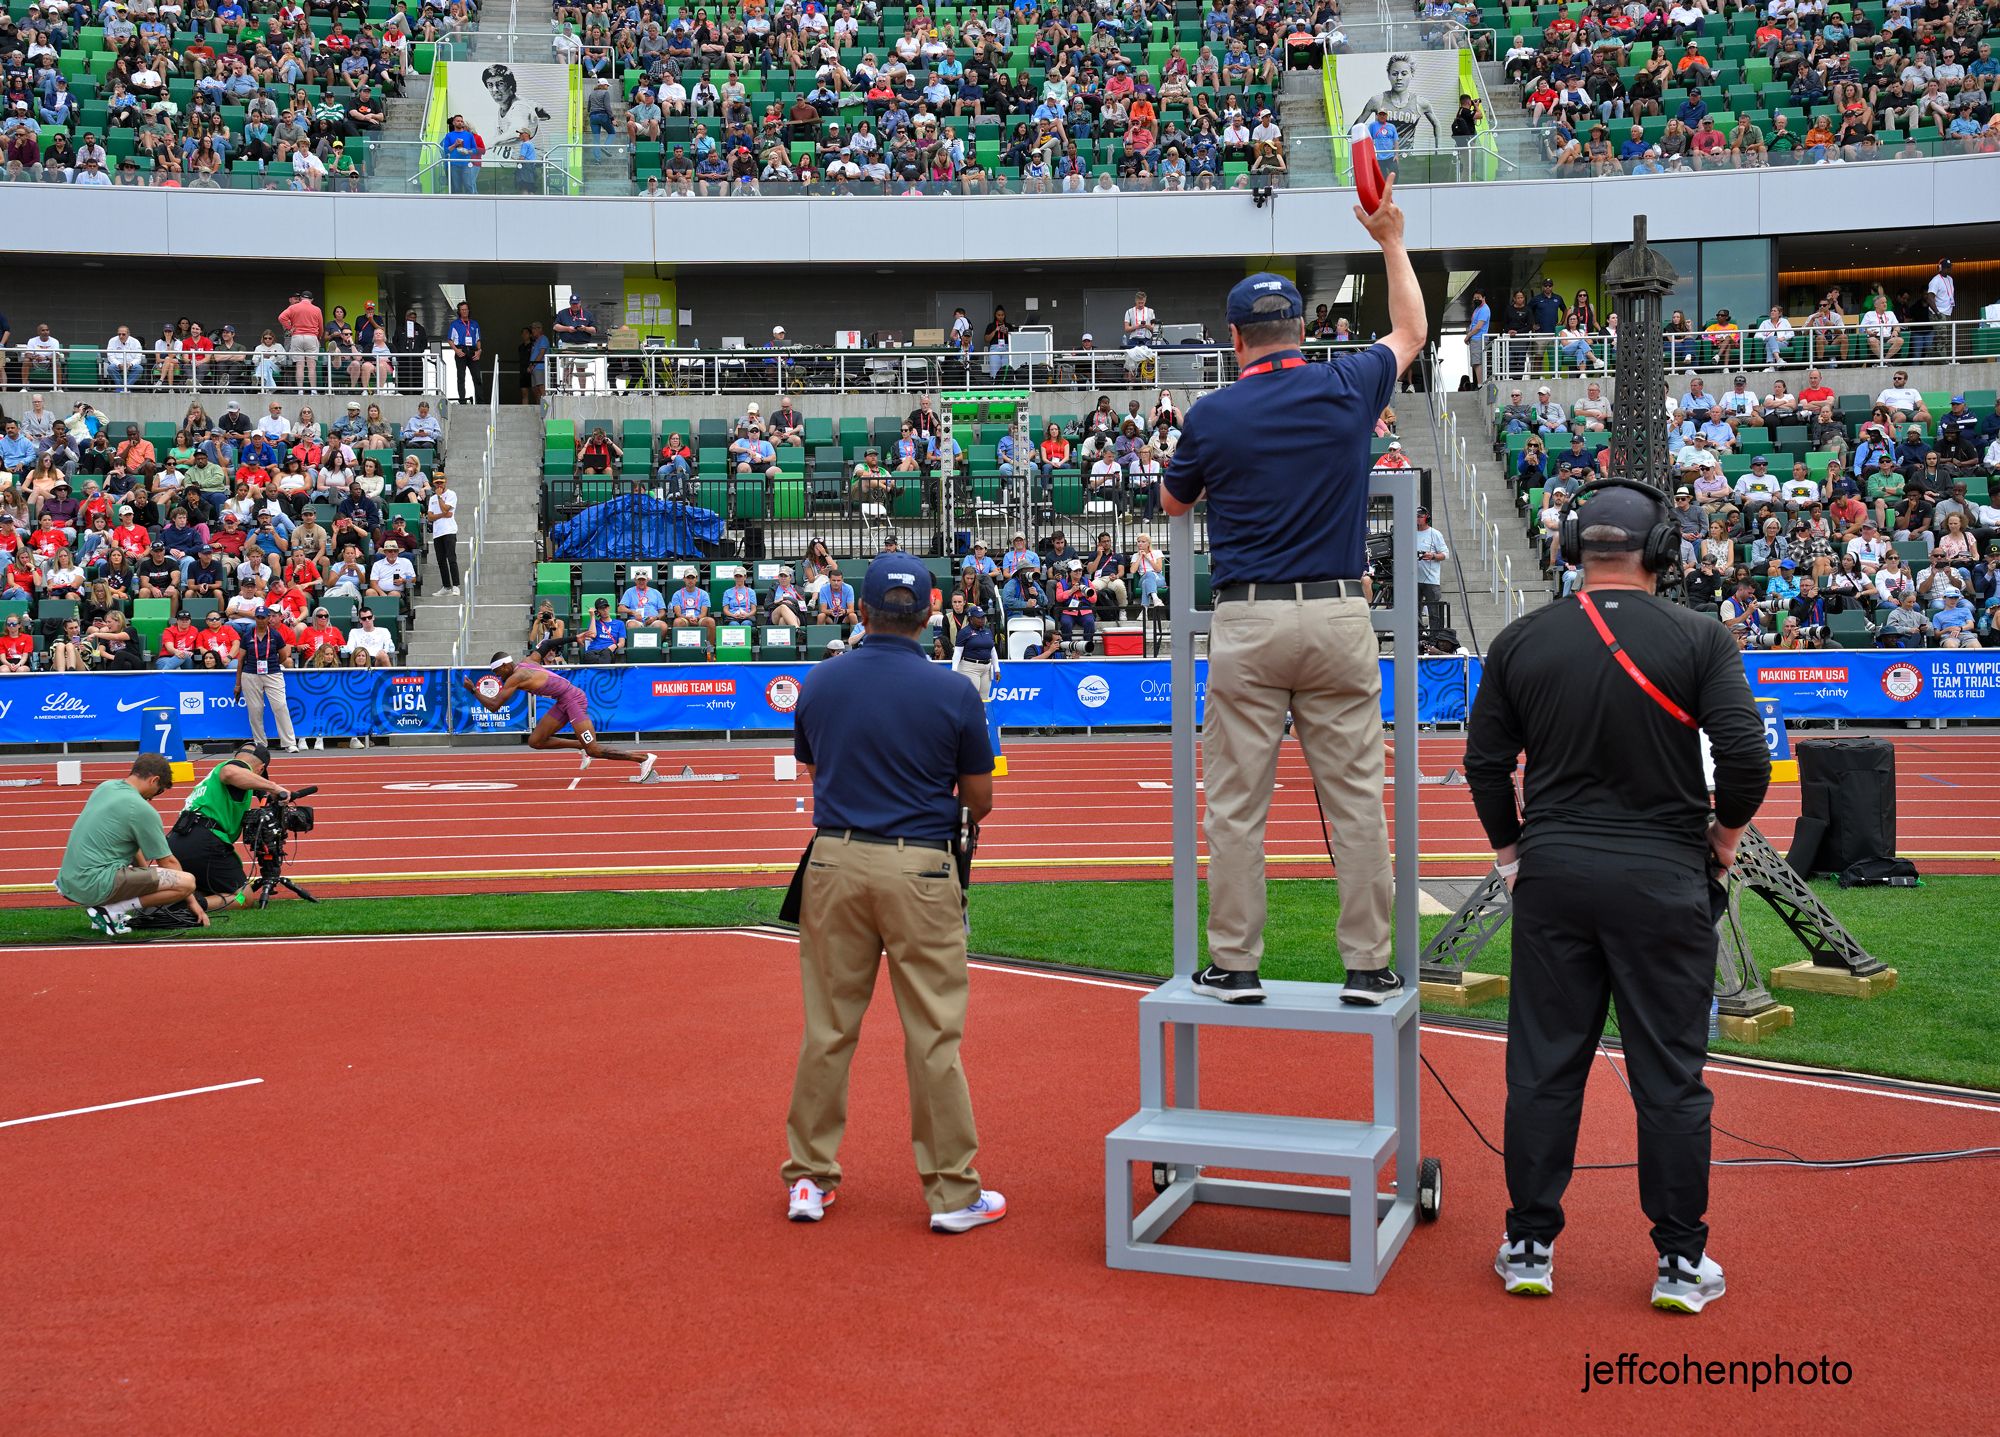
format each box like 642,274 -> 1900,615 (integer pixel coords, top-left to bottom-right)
795,633 -> 992,842
1163,344 -> 1397,588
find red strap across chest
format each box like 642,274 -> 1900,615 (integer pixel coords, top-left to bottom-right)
1237,356 -> 1308,378
1576,592 -> 1698,730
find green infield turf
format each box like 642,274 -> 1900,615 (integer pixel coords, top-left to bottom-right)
10,876 -> 1994,1091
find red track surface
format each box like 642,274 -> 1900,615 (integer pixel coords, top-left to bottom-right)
4,929 -> 1996,1433
3,733 -> 1998,906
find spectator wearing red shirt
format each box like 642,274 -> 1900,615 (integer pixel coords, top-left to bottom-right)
210,512 -> 249,557
296,608 -> 346,668
156,612 -> 201,670
0,613 -> 32,671
194,610 -> 241,668
112,510 -> 151,558
273,582 -> 311,624
31,520 -> 69,559
79,484 -> 113,528
1798,370 -> 1835,407
284,553 -> 324,593
3,550 -> 39,601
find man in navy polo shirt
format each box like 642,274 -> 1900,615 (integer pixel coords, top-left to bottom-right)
783,552 -> 1003,1235
1163,182 -> 1427,1006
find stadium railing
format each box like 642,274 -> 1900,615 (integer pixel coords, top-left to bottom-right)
1,343 -> 455,395
1483,319 -> 2000,382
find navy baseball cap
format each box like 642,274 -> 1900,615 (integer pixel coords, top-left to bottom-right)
1227,272 -> 1304,326
862,552 -> 928,614
966,604 -> 986,619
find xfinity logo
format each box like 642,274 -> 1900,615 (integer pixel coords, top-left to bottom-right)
0,697 -> 10,721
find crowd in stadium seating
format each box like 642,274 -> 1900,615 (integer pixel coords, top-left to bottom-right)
530,522 -> 1169,664
1503,0 -> 2000,173
1499,356 -> 2000,650
0,392 -> 443,670
0,0 -> 419,190
563,0 -> 1365,193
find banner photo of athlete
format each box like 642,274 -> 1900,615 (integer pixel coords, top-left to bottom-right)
4,654 -> 1997,744
443,60 -> 569,161
1336,49 -> 1456,150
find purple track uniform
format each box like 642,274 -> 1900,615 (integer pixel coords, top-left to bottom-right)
522,659 -> 593,737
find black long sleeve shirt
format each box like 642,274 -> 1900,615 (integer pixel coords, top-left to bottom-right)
1464,589 -> 1771,869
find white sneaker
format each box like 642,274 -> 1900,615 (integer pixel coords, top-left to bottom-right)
633,752 -> 658,783
930,1189 -> 1007,1234
1495,1236 -> 1554,1296
787,1178 -> 834,1222
449,586 -> 462,595
1651,1251 -> 1726,1313
313,735 -> 325,750
578,750 -> 593,772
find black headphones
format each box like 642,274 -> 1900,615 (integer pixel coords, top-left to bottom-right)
1557,477 -> 1682,573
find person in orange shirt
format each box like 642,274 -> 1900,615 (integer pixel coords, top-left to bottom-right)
277,289 -> 326,392
1374,439 -> 1412,469
115,424 -> 159,476
1703,308 -> 1741,367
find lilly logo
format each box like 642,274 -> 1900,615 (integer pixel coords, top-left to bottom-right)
41,693 -> 95,718
1075,675 -> 1111,709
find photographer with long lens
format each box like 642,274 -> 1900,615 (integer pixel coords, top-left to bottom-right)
168,742 -> 293,913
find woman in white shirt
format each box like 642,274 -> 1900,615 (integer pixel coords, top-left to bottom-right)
292,406 -> 322,446
252,329 -> 287,390
1129,531 -> 1165,609
426,470 -> 461,593
355,456 -> 388,500
313,456 -> 355,502
1129,444 -> 1164,515
223,482 -> 259,523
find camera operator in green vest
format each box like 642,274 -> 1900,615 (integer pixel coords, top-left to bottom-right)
168,742 -> 293,909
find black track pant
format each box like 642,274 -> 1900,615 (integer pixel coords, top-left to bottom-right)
1504,843 -> 1719,1263
434,533 -> 461,589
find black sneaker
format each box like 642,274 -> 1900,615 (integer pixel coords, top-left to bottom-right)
1340,967 -> 1404,1005
1191,964 -> 1265,1003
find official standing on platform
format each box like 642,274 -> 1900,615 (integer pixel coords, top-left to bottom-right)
953,603 -> 997,699
782,553 -> 1005,1234
1161,183 -> 1428,1007
237,606 -> 299,752
1464,480 -> 1769,1314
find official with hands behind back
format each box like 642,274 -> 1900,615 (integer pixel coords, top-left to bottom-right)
1464,479 -> 1769,1315
782,553 -> 1005,1235
1162,174 -> 1427,1006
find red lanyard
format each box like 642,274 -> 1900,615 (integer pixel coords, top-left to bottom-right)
1576,592 -> 1697,730
1237,355 -> 1307,378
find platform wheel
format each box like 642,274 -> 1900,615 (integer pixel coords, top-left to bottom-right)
1417,1156 -> 1442,1222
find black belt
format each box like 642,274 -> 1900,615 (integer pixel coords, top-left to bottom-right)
817,828 -> 951,853
1215,580 -> 1367,603
174,811 -> 226,836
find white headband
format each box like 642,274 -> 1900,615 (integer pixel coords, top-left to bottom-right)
489,655 -> 513,670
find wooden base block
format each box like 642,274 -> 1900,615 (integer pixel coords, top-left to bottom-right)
1768,961 -> 1899,998
1419,971 -> 1510,1008
169,761 -> 194,782
1718,1005 -> 1795,1042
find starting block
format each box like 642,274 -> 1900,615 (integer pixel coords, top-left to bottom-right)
1106,478 -> 1435,1295
137,705 -> 194,783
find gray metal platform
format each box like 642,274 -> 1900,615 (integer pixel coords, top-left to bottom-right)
1104,476 -> 1430,1295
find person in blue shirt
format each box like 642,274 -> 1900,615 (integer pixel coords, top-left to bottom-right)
1466,289 -> 1491,386
1162,188 -> 1425,1008
447,301 -> 481,404
581,599 -> 626,660
721,569 -> 762,625
666,570 -> 714,649
1674,90 -> 1708,129
962,539 -> 997,578
783,551 -> 1002,1232
816,571 -> 857,627
1366,108 -> 1400,174
440,114 -> 481,194
620,571 -> 670,634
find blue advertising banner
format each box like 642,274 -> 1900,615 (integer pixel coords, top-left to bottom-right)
4,650 -> 1998,745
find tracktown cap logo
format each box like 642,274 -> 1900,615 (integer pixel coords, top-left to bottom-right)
1881,662 -> 1924,703
766,676 -> 802,713
888,569 -> 919,586
1076,675 -> 1111,709
1254,280 -> 1285,292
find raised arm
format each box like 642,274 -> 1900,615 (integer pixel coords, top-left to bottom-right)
1356,174 -> 1428,374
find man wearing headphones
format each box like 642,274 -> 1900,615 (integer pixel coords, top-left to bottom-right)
1464,480 -> 1770,1315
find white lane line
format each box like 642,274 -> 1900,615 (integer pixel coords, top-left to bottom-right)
0,1078 -> 264,1130
567,777 -> 581,790
4,927 -> 1993,1118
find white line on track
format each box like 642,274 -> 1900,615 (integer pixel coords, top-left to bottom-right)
5,928 -> 1994,1118
0,1078 -> 264,1130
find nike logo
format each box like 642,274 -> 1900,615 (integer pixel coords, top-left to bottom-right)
115,696 -> 163,713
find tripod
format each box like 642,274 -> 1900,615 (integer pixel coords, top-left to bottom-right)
247,837 -> 317,908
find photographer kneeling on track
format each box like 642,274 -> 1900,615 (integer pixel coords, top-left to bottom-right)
168,742 -> 293,912
54,753 -> 207,937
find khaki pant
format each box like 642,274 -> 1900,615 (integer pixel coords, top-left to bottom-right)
1203,596 -> 1392,973
240,669 -> 297,748
784,832 -> 982,1213
958,659 -> 993,700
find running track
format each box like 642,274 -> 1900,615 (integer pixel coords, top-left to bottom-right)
3,733 -> 1997,904
3,929 -> 1996,1434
